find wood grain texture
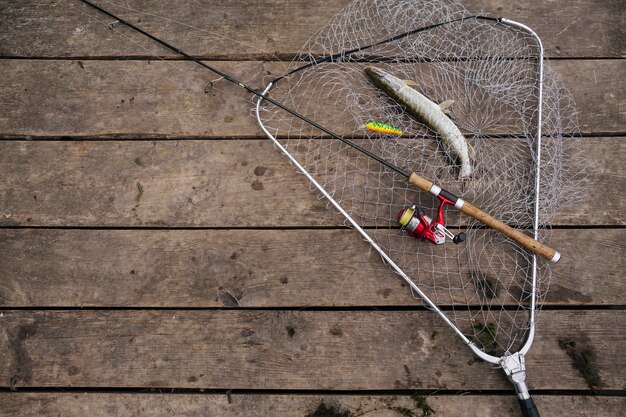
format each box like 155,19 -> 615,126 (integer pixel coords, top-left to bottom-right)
0,0 -> 623,415
0,138 -> 622,227
0,139 -> 335,227
1,393 -> 624,417
0,0 -> 623,58
1,229 -> 623,307
0,60 -> 624,137
0,310 -> 623,390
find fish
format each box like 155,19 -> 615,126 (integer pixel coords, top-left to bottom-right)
365,66 -> 473,179
364,121 -> 403,135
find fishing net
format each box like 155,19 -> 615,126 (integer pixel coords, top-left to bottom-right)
257,0 -> 582,356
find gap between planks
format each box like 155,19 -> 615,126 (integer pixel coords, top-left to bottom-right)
0,393 -> 624,417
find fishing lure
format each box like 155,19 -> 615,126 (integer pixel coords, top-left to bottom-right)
364,121 -> 403,135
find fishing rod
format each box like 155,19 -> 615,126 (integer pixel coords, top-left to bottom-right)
78,0 -> 561,263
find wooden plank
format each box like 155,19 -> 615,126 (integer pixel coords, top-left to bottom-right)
1,393 -> 624,417
0,310 -> 623,390
0,0 -> 623,58
0,60 -> 623,137
0,138 -> 622,227
0,139 -> 337,226
0,229 -> 623,307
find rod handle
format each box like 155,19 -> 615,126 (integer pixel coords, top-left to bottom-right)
519,397 -> 541,417
408,173 -> 561,263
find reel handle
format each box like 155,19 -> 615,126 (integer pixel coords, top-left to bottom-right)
408,173 -> 561,263
452,232 -> 466,244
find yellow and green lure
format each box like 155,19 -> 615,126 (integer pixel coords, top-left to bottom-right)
365,121 -> 403,135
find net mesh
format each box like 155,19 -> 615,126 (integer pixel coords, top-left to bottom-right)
257,0 -> 582,355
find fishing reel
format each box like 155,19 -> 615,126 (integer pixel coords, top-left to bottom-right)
397,194 -> 466,245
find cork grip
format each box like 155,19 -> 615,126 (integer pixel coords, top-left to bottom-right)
408,173 -> 560,263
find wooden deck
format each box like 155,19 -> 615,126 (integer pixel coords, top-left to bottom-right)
0,1 -> 624,416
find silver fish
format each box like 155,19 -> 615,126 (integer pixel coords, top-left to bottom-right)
365,66 -> 473,179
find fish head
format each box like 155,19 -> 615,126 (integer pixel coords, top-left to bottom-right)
364,66 -> 387,79
364,66 -> 406,92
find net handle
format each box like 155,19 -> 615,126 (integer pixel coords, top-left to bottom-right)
408,173 -> 561,263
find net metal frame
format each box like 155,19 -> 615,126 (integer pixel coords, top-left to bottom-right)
255,0 -> 581,403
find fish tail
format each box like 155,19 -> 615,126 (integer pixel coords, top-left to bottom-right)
459,164 -> 473,180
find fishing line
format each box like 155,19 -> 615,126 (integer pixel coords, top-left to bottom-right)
73,5 -> 209,87
74,1 -> 280,131
96,0 -> 285,63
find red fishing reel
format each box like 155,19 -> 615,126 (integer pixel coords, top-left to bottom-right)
397,194 -> 466,245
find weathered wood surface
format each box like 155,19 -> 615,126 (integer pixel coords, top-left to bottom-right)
0,310 -> 624,390
0,229 -> 623,307
1,393 -> 624,417
1,60 -> 623,137
0,0 -> 623,58
0,138 -> 622,227
0,0 -> 623,414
